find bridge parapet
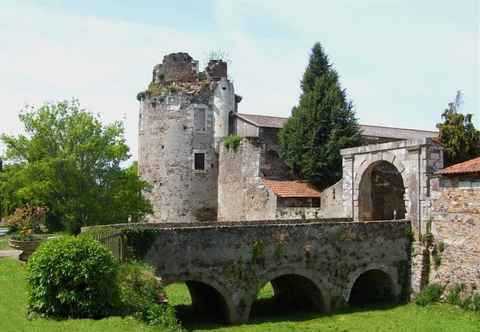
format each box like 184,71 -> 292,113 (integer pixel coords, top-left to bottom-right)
83,219 -> 411,324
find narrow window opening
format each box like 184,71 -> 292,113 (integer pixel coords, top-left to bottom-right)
194,153 -> 205,170
194,107 -> 207,131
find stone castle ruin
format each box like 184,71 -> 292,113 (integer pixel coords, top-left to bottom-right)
137,52 -> 239,223
136,52 -> 478,303
137,52 -> 441,227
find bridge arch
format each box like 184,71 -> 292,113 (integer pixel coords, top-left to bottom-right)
345,264 -> 399,306
244,268 -> 330,321
162,274 -> 237,323
355,155 -> 408,221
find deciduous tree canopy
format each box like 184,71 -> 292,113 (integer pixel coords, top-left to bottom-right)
0,100 -> 152,233
437,92 -> 480,167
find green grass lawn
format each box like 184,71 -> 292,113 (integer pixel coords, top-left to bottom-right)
0,258 -> 165,332
1,258 -> 478,332
0,234 -> 12,250
165,283 -> 480,332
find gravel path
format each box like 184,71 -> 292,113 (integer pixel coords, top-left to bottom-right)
0,250 -> 21,259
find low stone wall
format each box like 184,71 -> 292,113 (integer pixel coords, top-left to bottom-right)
430,184 -> 480,294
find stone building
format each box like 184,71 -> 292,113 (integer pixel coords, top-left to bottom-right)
137,52 -> 441,224
137,53 -> 240,223
135,52 -> 480,302
218,112 -> 439,222
429,156 -> 480,293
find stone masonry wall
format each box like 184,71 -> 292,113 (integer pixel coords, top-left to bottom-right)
260,127 -> 292,180
218,138 -> 277,221
218,139 -> 348,221
139,92 -> 217,223
113,220 -> 411,323
340,138 -> 444,294
430,180 -> 480,294
320,180 -> 346,218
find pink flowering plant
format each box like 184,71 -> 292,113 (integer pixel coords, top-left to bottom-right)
6,204 -> 48,240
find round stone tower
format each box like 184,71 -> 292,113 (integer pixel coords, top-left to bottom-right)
137,53 -> 237,223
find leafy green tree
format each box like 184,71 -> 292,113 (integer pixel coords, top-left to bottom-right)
437,91 -> 480,166
0,100 -> 152,233
279,43 -> 362,189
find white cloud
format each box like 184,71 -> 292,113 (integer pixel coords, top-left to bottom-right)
214,0 -> 479,129
0,2 -> 214,158
0,0 -> 478,159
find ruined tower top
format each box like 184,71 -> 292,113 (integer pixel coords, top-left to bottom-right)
205,60 -> 228,81
151,52 -> 228,85
152,52 -> 199,84
138,52 -> 229,101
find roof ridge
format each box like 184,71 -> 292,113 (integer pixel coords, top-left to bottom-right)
238,113 -> 287,119
359,124 -> 438,133
236,113 -> 437,133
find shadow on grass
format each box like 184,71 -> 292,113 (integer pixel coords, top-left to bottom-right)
174,298 -> 400,331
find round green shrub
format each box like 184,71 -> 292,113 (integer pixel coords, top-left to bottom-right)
415,283 -> 444,306
118,262 -> 183,330
27,236 -> 120,318
118,262 -> 163,315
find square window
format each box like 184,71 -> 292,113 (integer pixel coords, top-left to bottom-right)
194,153 -> 205,170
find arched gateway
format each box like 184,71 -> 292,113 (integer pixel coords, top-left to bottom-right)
358,161 -> 406,221
341,138 -> 443,233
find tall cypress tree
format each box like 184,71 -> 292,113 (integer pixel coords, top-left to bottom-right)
279,43 -> 362,189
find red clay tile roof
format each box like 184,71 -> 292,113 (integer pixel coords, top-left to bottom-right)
263,179 -> 321,198
437,156 -> 480,175
235,113 -> 438,139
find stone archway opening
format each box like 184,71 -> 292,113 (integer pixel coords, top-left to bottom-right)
349,269 -> 396,307
358,161 -> 406,221
164,281 -> 230,325
250,274 -> 325,319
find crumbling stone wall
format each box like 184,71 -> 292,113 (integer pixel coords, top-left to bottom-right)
138,92 -> 217,223
218,138 -> 346,221
260,128 -> 292,180
152,52 -> 198,84
429,178 -> 480,294
218,137 -> 276,221
138,53 -> 235,223
206,60 -> 228,81
320,180 -> 345,218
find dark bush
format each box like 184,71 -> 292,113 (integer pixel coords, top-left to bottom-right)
118,262 -> 163,315
446,283 -> 464,306
415,283 -> 444,306
27,236 -> 120,318
462,294 -> 480,312
118,262 -> 183,331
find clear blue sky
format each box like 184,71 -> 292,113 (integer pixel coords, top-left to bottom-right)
1,0 -> 478,160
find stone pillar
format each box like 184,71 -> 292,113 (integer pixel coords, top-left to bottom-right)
342,154 -> 354,219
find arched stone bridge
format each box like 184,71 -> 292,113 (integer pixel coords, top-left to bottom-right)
90,219 -> 411,324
